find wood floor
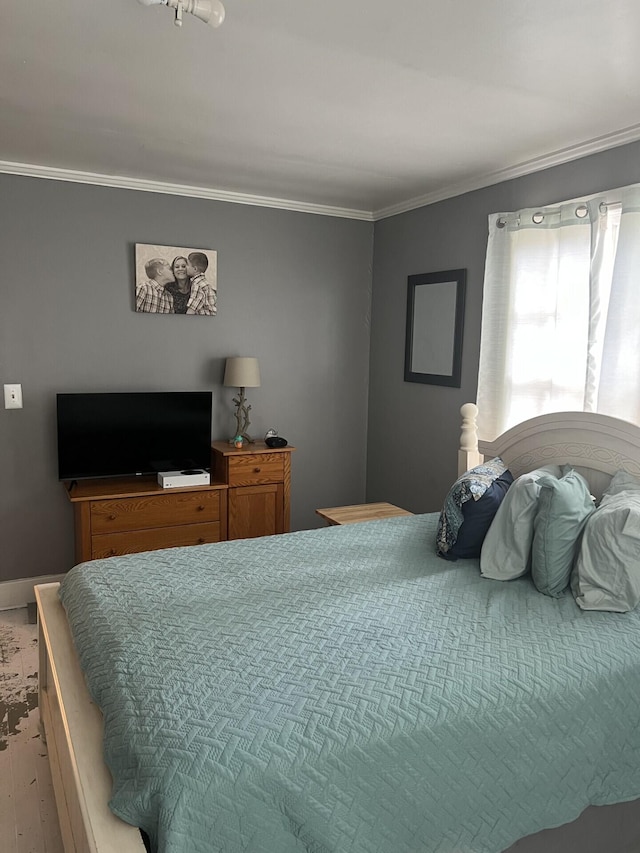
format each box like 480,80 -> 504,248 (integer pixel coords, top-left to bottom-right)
0,607 -> 63,853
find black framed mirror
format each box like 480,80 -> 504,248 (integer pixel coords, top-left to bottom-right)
404,268 -> 466,387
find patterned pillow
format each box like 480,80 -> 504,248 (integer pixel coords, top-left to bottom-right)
437,457 -> 513,561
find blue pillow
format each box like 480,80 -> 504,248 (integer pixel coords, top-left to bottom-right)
531,470 -> 595,597
437,458 -> 513,561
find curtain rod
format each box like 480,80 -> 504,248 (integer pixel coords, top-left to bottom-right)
497,199 -> 621,229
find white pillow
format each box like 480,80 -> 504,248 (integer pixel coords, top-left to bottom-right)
480,465 -> 563,580
572,491 -> 640,612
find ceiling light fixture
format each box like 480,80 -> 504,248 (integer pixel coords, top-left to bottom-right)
137,0 -> 225,29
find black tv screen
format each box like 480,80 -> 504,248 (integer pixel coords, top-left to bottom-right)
56,391 -> 213,480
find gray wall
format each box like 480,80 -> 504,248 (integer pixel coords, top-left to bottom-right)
4,138 -> 640,585
367,140 -> 640,514
0,175 -> 373,583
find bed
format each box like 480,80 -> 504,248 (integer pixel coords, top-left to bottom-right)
35,404 -> 640,853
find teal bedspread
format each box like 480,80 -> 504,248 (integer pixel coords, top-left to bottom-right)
59,514 -> 640,853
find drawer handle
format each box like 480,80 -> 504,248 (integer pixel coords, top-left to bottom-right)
253,467 -> 261,473
197,537 -> 205,544
109,549 -> 117,556
108,514 -> 116,521
197,505 -> 205,511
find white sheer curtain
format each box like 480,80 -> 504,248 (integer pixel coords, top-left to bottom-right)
476,184 -> 640,440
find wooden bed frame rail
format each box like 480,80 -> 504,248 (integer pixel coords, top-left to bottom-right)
35,583 -> 146,853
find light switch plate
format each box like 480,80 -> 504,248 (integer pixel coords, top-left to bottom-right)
4,384 -> 23,409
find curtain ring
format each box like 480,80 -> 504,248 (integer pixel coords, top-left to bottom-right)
599,202 -> 608,215
575,204 -> 588,219
532,212 -> 544,224
496,217 -> 507,229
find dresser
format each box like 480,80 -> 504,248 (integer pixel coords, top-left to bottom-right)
65,441 -> 295,563
212,441 -> 295,540
66,476 -> 228,563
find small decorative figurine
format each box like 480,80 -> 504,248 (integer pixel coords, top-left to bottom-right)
233,435 -> 244,449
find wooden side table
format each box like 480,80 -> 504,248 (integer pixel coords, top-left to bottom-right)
316,502 -> 413,526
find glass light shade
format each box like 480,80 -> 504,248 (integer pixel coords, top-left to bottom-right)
204,0 -> 225,27
191,0 -> 225,26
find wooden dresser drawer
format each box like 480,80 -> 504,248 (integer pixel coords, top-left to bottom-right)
227,453 -> 285,486
90,490 -> 220,534
91,521 -> 221,559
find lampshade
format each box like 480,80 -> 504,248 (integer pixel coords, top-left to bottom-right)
223,357 -> 261,388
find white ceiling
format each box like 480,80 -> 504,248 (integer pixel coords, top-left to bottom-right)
4,0 -> 640,219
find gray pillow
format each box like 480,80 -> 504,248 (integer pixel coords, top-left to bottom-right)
572,491 -> 640,612
480,465 -> 563,581
531,470 -> 594,597
601,469 -> 640,499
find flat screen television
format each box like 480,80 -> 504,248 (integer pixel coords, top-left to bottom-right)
56,391 -> 213,481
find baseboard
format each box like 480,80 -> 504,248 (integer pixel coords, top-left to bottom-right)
0,574 -> 66,611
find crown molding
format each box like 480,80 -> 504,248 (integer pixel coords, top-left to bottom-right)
0,160 -> 374,222
3,121 -> 640,224
372,122 -> 640,220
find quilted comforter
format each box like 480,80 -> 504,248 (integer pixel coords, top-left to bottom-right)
59,514 -> 640,853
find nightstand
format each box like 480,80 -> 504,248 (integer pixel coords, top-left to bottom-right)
315,502 -> 413,526
212,441 -> 295,540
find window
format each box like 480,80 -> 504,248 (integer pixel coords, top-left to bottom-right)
476,185 -> 640,439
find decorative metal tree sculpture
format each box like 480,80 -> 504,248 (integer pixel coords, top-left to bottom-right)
232,386 -> 254,443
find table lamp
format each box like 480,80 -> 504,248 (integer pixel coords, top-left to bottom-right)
223,357 -> 261,443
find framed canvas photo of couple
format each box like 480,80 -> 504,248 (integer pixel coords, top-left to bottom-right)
134,243 -> 218,315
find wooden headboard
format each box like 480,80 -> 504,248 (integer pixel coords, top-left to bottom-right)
458,403 -> 640,499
